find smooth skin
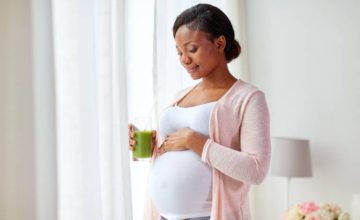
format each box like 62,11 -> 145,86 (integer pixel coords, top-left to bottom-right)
128,25 -> 237,157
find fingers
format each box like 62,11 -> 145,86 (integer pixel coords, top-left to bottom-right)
129,124 -> 158,152
128,138 -> 136,146
158,144 -> 166,155
128,124 -> 136,151
151,130 -> 157,151
157,139 -> 166,155
157,138 -> 187,155
128,138 -> 136,151
128,124 -> 135,137
158,145 -> 187,155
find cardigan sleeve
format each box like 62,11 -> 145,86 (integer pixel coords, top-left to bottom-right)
201,91 -> 271,184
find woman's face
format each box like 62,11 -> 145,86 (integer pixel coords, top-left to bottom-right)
175,25 -> 225,80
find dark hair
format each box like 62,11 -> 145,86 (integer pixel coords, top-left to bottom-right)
173,4 -> 241,63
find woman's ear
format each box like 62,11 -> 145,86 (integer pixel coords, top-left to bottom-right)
215,35 -> 226,50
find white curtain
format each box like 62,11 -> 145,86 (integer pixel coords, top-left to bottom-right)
0,0 -> 132,219
124,0 -> 155,219
52,0 -> 132,219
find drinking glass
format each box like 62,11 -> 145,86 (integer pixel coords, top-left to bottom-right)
132,116 -> 153,161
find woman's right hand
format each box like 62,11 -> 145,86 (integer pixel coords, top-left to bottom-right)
128,124 -> 157,151
128,124 -> 137,151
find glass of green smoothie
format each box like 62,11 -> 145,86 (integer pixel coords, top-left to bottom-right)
132,117 -> 153,161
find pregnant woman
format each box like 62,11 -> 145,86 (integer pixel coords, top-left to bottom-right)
129,4 -> 271,220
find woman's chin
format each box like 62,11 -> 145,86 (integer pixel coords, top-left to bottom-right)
188,72 -> 202,80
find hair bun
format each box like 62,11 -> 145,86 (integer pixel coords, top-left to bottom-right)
225,39 -> 241,62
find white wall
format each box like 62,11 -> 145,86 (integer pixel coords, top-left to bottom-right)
245,0 -> 360,219
0,0 -> 57,220
0,0 -> 37,219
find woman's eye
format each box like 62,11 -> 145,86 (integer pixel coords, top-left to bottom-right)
189,48 -> 197,53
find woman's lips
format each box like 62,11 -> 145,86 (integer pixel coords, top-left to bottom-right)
186,65 -> 199,74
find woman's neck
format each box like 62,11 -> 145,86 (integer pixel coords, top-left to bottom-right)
200,68 -> 237,90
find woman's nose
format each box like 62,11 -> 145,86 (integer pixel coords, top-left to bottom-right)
181,54 -> 191,65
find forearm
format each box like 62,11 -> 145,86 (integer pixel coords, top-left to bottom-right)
204,140 -> 270,184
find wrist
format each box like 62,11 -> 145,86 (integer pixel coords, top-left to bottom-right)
188,131 -> 207,156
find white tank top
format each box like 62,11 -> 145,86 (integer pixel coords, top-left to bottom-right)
148,102 -> 216,220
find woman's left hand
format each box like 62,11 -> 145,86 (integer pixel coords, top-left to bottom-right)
158,128 -> 207,156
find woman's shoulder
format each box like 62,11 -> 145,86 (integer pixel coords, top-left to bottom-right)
228,79 -> 264,99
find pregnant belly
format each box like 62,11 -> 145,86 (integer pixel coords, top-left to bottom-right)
148,150 -> 212,215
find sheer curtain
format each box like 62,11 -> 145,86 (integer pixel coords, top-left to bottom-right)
52,0 -> 132,219
124,1 -> 155,219
0,0 -> 132,219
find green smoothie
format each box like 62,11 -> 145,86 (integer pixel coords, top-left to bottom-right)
133,130 -> 152,159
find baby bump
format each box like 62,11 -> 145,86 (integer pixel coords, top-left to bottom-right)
148,150 -> 212,214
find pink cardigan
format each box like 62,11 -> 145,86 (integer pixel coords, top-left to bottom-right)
144,79 -> 271,220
